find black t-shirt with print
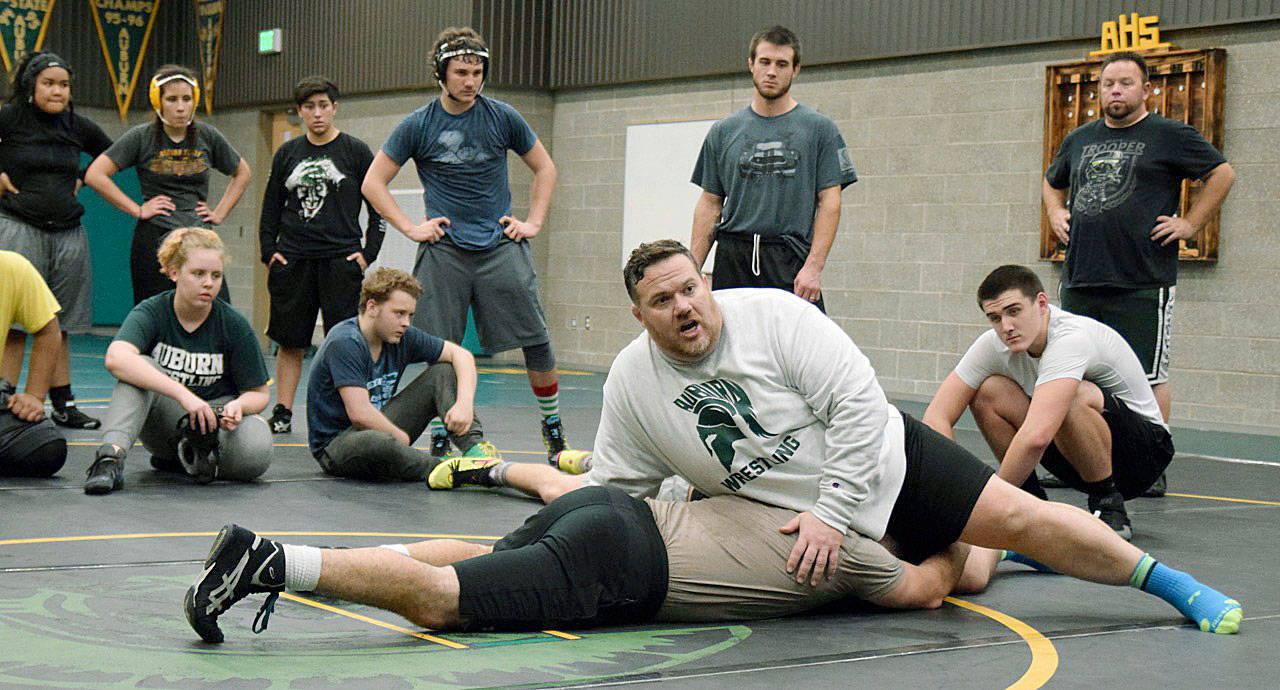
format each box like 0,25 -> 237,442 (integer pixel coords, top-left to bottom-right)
115,290 -> 269,400
258,132 -> 384,263
1046,114 -> 1226,289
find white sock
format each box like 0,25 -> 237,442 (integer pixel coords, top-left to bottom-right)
378,543 -> 410,556
282,544 -> 322,591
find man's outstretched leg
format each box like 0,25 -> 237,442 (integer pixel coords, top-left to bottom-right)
185,524 -> 490,643
959,476 -> 1242,633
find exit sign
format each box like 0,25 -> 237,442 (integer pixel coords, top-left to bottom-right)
259,28 -> 282,54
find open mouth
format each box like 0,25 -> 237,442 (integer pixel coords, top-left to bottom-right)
678,319 -> 699,335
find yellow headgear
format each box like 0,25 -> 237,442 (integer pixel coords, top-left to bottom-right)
148,73 -> 200,113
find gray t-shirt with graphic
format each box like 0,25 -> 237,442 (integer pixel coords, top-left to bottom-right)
692,104 -> 856,249
104,121 -> 242,231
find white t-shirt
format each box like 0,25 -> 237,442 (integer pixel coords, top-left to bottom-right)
954,305 -> 1166,429
586,289 -> 906,540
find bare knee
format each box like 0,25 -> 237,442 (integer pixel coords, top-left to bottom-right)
971,376 -> 1024,420
401,567 -> 462,630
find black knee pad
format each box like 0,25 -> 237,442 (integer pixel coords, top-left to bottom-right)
0,413 -> 67,477
522,341 -> 556,372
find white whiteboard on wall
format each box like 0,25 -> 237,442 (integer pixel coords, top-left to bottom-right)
362,189 -> 425,275
622,119 -> 718,271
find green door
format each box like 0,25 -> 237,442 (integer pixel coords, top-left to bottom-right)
78,165 -> 139,326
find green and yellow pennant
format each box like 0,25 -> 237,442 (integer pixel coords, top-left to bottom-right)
0,0 -> 57,83
88,0 -> 161,121
194,0 -> 222,114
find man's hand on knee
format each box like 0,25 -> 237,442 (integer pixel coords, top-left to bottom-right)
781,511 -> 843,586
7,391 -> 44,422
443,402 -> 473,435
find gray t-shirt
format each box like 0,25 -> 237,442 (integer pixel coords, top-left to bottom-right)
104,121 -> 242,231
586,289 -> 906,541
954,305 -> 1166,429
691,104 -> 856,249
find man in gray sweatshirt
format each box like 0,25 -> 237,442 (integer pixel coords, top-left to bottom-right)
582,239 -> 1239,634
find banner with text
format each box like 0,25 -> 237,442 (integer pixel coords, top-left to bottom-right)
195,0 -> 221,114
0,0 -> 57,83
89,0 -> 162,120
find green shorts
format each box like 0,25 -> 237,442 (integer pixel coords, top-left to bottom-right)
1059,285 -> 1174,385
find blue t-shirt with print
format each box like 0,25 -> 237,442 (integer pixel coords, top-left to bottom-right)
382,96 -> 537,251
306,317 -> 444,457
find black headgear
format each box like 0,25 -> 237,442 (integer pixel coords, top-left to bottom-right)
433,38 -> 490,86
19,52 -> 71,97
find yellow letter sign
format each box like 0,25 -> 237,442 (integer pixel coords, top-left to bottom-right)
1090,12 -> 1172,56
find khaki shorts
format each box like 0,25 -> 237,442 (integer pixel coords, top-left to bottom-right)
648,495 -> 903,622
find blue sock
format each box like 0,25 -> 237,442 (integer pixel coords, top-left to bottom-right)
1000,550 -> 1056,573
1130,553 -> 1242,633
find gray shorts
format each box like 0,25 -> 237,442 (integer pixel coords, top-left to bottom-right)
0,212 -> 93,332
648,495 -> 904,622
412,238 -> 550,353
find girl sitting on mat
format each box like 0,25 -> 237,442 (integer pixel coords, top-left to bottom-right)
84,227 -> 272,494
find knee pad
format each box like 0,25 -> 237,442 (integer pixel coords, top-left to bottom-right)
219,416 -> 273,480
522,341 -> 556,372
0,414 -> 67,477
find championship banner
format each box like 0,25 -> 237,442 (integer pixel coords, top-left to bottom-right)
0,0 -> 57,83
194,0 -> 222,114
88,0 -> 162,121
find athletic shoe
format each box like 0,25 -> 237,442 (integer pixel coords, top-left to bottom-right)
1142,472 -> 1167,498
1038,471 -> 1068,489
84,444 -> 124,495
184,524 -> 286,643
430,429 -> 451,457
1019,472 -> 1048,500
1089,492 -> 1132,541
427,456 -> 498,490
177,417 -> 221,484
52,404 -> 101,430
551,449 -> 592,475
541,415 -> 567,459
463,440 -> 502,461
268,404 -> 292,434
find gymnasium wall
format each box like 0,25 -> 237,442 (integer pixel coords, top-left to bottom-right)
534,23 -> 1280,433
68,16 -> 1279,434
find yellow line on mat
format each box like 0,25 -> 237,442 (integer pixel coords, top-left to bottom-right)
279,592 -> 468,648
945,596 -> 1057,690
63,440 -> 545,456
0,531 -> 502,546
1165,492 -> 1280,507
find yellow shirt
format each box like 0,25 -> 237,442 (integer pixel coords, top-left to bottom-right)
0,250 -> 59,334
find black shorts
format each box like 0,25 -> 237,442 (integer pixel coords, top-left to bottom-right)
266,256 -> 364,348
452,486 -> 669,631
884,412 -> 995,564
1040,390 -> 1173,499
712,232 -> 824,312
1059,285 -> 1174,384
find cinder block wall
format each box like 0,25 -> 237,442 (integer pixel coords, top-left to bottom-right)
540,31 -> 1280,433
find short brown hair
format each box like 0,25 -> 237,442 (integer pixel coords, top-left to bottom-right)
977,265 -> 1045,306
623,240 -> 698,303
1100,51 -> 1149,81
293,75 -> 339,106
749,25 -> 800,66
156,227 -> 224,271
432,26 -> 488,85
359,267 -> 422,310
